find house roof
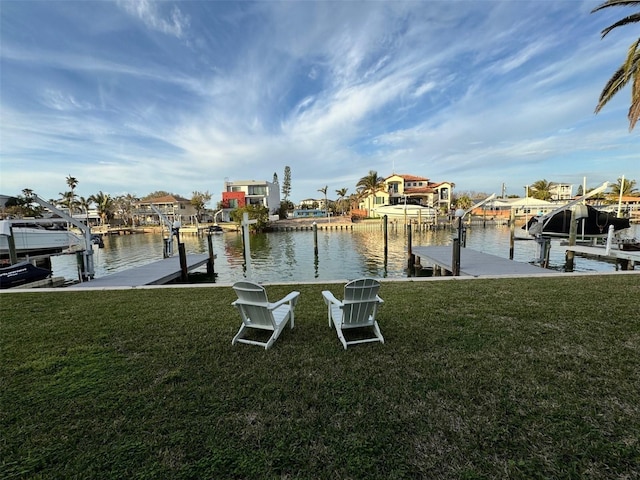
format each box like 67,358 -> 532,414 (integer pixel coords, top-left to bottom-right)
386,174 -> 430,182
140,195 -> 190,204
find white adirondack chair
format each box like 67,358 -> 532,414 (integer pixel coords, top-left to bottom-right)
231,281 -> 300,350
322,278 -> 384,349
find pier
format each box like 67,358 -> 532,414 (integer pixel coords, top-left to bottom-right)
562,245 -> 638,270
412,246 -> 554,277
68,254 -> 210,288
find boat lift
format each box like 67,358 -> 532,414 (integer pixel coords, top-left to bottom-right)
32,195 -> 95,280
525,181 -> 610,264
150,204 -> 181,258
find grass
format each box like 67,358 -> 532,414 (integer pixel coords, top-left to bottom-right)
2,275 -> 639,479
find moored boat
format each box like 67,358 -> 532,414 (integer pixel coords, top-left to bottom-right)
0,261 -> 52,289
524,205 -> 630,238
371,204 -> 437,220
0,220 -> 83,257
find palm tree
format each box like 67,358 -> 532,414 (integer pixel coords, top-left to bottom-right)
58,191 -> 79,213
592,1 -> 640,131
318,186 -> 328,218
335,187 -> 348,215
89,191 -> 114,226
78,196 -> 93,224
66,175 -> 78,192
611,177 -> 638,196
356,170 -> 386,214
529,179 -> 552,201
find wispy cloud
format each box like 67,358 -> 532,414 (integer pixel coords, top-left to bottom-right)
0,1 -> 636,202
117,0 -> 189,38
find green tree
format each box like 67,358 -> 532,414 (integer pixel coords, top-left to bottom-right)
143,191 -> 175,200
611,177 -> 638,196
335,187 -> 348,215
230,204 -> 270,233
453,194 -> 473,210
318,185 -> 328,218
282,166 -> 292,201
529,179 -> 552,201
89,191 -> 114,225
114,194 -> 137,226
190,191 -> 212,221
58,191 -> 79,213
78,196 -> 93,223
356,170 -> 385,214
592,0 -> 640,131
66,175 -> 78,193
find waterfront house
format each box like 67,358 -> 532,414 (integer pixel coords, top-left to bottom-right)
549,182 -> 573,201
219,179 -> 281,222
136,195 -> 198,225
359,173 -> 454,217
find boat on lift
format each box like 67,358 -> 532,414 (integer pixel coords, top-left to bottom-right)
0,219 -> 84,257
371,204 -> 437,220
524,205 -> 630,238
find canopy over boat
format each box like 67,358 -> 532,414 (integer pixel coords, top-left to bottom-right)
524,205 -> 630,237
0,261 -> 51,289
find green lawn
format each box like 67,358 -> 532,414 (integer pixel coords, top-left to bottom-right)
2,275 -> 639,479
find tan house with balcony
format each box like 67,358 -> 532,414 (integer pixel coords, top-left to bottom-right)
136,195 -> 198,225
359,174 -> 454,216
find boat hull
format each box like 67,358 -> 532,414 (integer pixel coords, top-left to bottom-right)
0,261 -> 52,289
371,205 -> 436,219
0,226 -> 83,256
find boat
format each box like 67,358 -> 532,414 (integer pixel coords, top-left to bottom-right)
208,224 -> 224,234
524,205 -> 631,238
0,220 -> 84,257
371,204 -> 437,220
0,261 -> 51,289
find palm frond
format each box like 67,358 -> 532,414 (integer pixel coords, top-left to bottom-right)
592,0 -> 640,14
595,43 -> 640,114
596,66 -> 631,113
629,68 -> 640,130
601,13 -> 640,37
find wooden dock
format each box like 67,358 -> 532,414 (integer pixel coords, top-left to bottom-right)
563,245 -> 638,269
412,246 -> 554,277
68,254 -> 210,288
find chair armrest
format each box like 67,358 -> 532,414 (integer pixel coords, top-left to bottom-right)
268,291 -> 301,310
322,290 -> 342,306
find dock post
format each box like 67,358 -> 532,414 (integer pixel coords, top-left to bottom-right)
206,233 -> 216,278
407,224 -> 414,275
565,207 -> 579,272
383,215 -> 388,258
509,209 -> 515,260
313,222 -> 318,256
178,243 -> 188,282
452,238 -> 460,276
605,224 -> 614,255
6,225 -> 18,265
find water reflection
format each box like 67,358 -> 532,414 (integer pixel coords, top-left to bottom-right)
50,224 -> 638,284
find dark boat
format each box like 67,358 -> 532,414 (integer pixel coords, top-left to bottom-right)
524,205 -> 630,237
0,261 -> 52,289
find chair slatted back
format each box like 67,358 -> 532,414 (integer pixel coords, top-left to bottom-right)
341,278 -> 380,327
233,281 -> 273,328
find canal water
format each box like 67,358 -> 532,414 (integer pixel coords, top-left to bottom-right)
51,223 -> 638,284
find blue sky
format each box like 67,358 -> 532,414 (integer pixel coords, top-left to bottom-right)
1,0 -> 637,205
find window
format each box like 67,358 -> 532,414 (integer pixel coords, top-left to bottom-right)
248,186 -> 267,196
